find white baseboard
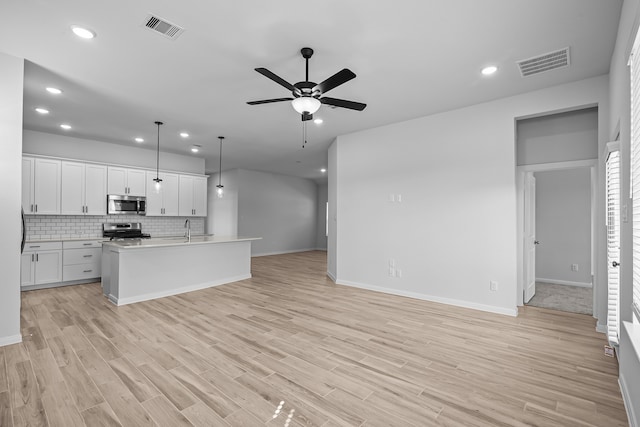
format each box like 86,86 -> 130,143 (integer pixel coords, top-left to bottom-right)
336,279 -> 517,317
0,334 -> 23,347
596,321 -> 607,334
327,271 -> 336,282
252,248 -> 318,257
536,277 -> 592,288
111,274 -> 251,306
620,376 -> 638,427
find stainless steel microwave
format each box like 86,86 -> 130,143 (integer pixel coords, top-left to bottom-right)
107,194 -> 146,215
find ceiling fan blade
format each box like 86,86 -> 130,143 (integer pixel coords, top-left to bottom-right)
302,112 -> 313,121
313,69 -> 356,95
255,68 -> 296,92
247,97 -> 293,105
320,97 -> 367,111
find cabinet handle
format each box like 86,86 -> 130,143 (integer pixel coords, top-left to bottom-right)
83,269 -> 92,273
31,254 -> 34,262
29,245 -> 40,248
83,255 -> 93,258
30,204 -> 34,212
36,254 -> 39,262
35,204 -> 38,213
83,243 -> 92,246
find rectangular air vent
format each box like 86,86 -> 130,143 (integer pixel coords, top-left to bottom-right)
143,14 -> 184,40
517,47 -> 570,77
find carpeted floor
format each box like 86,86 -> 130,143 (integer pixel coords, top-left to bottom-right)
526,282 -> 593,315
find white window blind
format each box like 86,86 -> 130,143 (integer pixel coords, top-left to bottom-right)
631,41 -> 640,322
606,149 -> 621,344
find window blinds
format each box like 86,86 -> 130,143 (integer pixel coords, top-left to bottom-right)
631,42 -> 640,322
606,149 -> 620,344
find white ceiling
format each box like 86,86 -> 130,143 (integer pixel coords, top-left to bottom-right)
0,0 -> 622,180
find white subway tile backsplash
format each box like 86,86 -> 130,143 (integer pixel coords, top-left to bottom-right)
25,214 -> 205,240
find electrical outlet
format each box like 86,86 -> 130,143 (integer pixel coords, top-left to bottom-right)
396,269 -> 402,278
571,264 -> 579,272
490,281 -> 498,291
397,194 -> 402,203
389,267 -> 395,277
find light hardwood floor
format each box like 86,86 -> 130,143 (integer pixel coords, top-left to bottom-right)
1,251 -> 628,426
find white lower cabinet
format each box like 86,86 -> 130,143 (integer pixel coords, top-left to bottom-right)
21,240 -> 102,289
21,242 -> 63,287
63,241 -> 102,282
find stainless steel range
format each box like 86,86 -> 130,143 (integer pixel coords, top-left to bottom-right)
103,223 -> 151,241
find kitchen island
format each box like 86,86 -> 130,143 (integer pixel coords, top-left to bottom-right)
101,236 -> 260,306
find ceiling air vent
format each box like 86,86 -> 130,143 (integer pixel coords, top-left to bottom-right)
143,14 -> 184,40
517,47 -> 570,77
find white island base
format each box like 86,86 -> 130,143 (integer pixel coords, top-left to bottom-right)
101,236 -> 259,306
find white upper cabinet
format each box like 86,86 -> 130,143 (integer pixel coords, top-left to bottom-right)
179,175 -> 208,217
108,166 -> 146,196
61,161 -> 107,215
22,157 -> 61,215
145,171 -> 179,216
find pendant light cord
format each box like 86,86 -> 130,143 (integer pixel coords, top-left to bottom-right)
218,136 -> 224,186
154,121 -> 163,182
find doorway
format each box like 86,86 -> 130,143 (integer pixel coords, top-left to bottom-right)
517,161 -> 597,314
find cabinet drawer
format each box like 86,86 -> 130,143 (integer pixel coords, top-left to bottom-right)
64,248 -> 101,266
24,241 -> 62,252
63,240 -> 103,249
63,263 -> 101,281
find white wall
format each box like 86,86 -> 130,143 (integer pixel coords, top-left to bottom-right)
316,183 -> 328,250
237,169 -> 317,256
0,53 -> 24,346
330,75 -> 609,317
517,108 -> 599,165
208,169 -> 318,257
23,130 -> 205,174
328,141 -> 338,281
535,169 -> 592,285
207,170 -> 239,236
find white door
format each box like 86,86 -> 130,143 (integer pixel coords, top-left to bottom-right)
193,177 -> 207,217
127,168 -> 147,196
178,175 -> 195,216
107,167 -> 127,194
162,173 -> 180,216
34,250 -> 62,284
22,157 -> 35,213
34,158 -> 61,214
606,148 -> 621,344
524,173 -> 537,303
145,171 -> 163,216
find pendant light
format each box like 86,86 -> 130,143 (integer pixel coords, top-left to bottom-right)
153,121 -> 163,193
216,136 -> 224,198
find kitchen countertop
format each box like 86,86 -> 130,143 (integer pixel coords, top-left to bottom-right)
102,235 -> 261,249
26,237 -> 109,244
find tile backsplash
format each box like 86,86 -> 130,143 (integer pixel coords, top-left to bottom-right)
25,215 -> 205,240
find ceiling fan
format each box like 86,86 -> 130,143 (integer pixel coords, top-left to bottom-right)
247,47 -> 366,121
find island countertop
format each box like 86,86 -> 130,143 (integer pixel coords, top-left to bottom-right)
102,235 -> 261,250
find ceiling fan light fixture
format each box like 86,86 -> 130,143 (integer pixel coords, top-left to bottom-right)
291,97 -> 321,115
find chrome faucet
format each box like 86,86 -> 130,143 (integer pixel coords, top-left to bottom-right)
184,219 -> 191,241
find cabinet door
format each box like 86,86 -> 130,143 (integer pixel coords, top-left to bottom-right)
107,167 -> 127,194
85,164 -> 107,215
178,175 -> 195,216
34,250 -> 62,284
34,158 -> 61,214
127,169 -> 147,196
193,177 -> 207,217
22,157 -> 35,213
145,171 -> 163,216
162,173 -> 180,216
21,253 -> 35,287
61,161 -> 85,215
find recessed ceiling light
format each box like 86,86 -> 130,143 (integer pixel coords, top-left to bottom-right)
191,145 -> 200,153
481,65 -> 498,76
314,118 -> 323,125
71,26 -> 96,39
46,87 -> 62,94
60,124 -> 71,130
320,168 -> 327,173
180,132 -> 189,138
134,137 -> 144,143
35,108 -> 49,114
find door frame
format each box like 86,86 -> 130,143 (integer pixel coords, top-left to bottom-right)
516,159 -> 598,310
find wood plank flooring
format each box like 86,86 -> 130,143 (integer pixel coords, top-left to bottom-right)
1,250 -> 628,426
